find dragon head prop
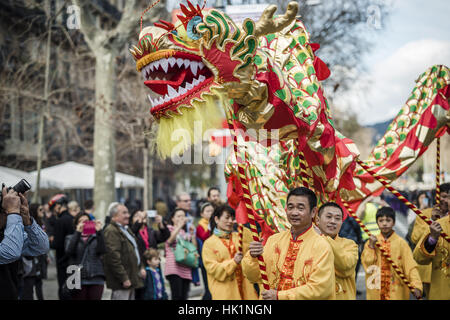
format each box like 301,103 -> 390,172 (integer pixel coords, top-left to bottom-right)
130,1 -> 309,158
130,1 -> 450,241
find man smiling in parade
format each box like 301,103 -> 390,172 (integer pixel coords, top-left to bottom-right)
242,187 -> 335,300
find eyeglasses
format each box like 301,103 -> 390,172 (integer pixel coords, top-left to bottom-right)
181,199 -> 191,202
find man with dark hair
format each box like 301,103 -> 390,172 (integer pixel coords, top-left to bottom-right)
410,183 -> 450,298
83,199 -> 95,220
207,187 -> 223,208
316,202 -> 358,299
242,187 -> 336,300
49,193 -> 75,300
0,187 -> 49,299
362,206 -> 422,300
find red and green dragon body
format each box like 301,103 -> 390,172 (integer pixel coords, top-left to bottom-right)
130,1 -> 450,240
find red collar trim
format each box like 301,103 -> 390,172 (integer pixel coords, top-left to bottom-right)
291,224 -> 312,241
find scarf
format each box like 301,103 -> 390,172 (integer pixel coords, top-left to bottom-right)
213,227 -> 231,239
139,227 -> 150,249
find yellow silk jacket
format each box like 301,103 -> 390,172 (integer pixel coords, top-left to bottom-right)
242,226 -> 336,300
411,208 -> 433,283
362,232 -> 422,300
324,235 -> 358,300
202,233 -> 259,300
413,215 -> 450,300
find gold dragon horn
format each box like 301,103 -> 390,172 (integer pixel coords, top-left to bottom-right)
254,1 -> 299,38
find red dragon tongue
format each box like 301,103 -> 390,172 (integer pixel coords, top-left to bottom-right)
145,69 -> 189,95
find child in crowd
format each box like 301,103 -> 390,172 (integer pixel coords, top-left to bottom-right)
361,207 -> 422,300
143,248 -> 168,300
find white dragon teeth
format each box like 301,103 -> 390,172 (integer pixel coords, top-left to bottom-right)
178,86 -> 187,95
160,59 -> 168,73
176,58 -> 184,68
167,85 -> 177,98
183,59 -> 191,68
150,75 -> 208,107
198,62 -> 205,70
168,57 -> 176,67
190,62 -> 198,76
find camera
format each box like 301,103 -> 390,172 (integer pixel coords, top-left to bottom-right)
0,179 -> 32,206
147,210 -> 157,219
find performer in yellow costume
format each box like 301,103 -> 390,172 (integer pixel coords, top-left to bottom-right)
413,215 -> 450,300
242,187 -> 335,300
202,205 -> 258,300
411,206 -> 433,296
316,202 -> 358,299
411,184 -> 450,298
362,207 -> 422,300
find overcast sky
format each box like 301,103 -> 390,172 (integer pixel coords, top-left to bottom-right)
333,0 -> 450,125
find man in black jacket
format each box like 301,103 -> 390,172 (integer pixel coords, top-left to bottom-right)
49,194 -> 75,300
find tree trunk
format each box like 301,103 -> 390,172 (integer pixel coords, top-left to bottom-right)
32,0 -> 51,203
93,49 -> 117,222
143,139 -> 154,211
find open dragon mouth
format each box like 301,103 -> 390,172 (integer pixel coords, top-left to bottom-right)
141,52 -> 214,116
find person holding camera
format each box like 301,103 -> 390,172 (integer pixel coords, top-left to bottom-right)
164,208 -> 197,300
20,203 -> 49,300
65,212 -> 106,300
130,210 -> 170,257
0,187 -> 49,299
129,210 -> 170,300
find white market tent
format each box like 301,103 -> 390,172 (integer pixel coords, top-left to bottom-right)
0,165 -> 63,191
29,161 -> 145,189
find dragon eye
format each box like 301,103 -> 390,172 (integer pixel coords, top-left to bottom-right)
186,15 -> 202,40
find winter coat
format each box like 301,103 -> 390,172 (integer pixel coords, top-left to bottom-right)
52,211 -> 74,254
339,216 -> 362,245
103,222 -> 144,290
65,231 -> 106,281
143,267 -> 168,300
